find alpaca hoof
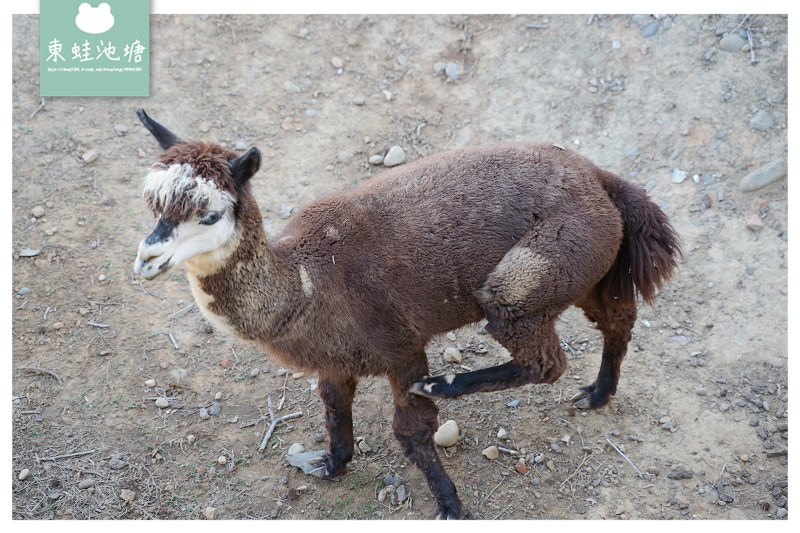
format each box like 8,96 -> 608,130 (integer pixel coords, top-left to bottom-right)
434,504 -> 471,520
571,383 -> 612,409
286,449 -> 327,477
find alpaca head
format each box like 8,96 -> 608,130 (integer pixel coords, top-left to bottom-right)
134,110 -> 261,279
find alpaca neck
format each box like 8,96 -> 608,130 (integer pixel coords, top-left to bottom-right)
185,196 -> 299,342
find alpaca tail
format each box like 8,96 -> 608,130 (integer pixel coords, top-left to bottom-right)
596,171 -> 682,306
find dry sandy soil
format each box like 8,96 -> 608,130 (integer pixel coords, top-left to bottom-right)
11,14 -> 788,520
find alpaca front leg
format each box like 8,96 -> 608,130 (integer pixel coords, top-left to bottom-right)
389,363 -> 465,519
317,373 -> 358,478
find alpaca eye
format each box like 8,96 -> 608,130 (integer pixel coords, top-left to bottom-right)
199,211 -> 223,225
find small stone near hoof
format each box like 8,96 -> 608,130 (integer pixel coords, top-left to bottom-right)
434,419 -> 459,447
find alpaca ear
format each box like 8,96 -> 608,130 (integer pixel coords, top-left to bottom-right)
137,109 -> 182,150
230,147 -> 261,189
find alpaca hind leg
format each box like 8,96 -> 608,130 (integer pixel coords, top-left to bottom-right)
411,315 -> 566,399
317,373 -> 358,478
573,294 -> 637,408
389,358 -> 465,519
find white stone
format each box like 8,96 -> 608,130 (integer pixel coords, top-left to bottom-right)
482,446 -> 499,460
443,347 -> 462,364
383,146 -> 406,167
433,419 -> 459,447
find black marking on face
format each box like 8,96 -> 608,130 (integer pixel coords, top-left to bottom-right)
145,217 -> 177,245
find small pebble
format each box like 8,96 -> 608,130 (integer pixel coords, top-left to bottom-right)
506,399 -> 520,408
443,347 -> 462,364
249,367 -> 260,378
144,378 -> 156,388
696,386 -> 707,396
198,407 -> 210,420
672,168 -> 687,183
433,419 -> 459,447
746,214 -> 765,231
445,62 -> 460,79
31,205 -> 46,218
187,434 -> 196,445
749,110 -> 774,131
288,443 -> 305,455
740,454 -> 750,462
82,149 -> 98,164
119,489 -> 136,503
330,56 -> 344,69
19,468 -> 31,481
720,33 -> 746,53
292,371 -> 305,379
740,159 -> 787,192
204,507 -> 219,520
353,97 -> 365,106
497,427 -> 508,440
383,146 -> 406,167
642,21 -> 659,37
719,402 -> 730,412
154,397 -> 169,408
78,479 -> 95,489
277,368 -> 288,376
369,154 -> 384,165
776,508 -> 787,518
114,124 -> 129,136
482,446 -> 499,460
217,455 -> 227,465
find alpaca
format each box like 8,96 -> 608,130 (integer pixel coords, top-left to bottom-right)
133,109 -> 680,519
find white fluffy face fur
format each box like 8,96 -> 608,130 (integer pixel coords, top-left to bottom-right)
134,163 -> 237,279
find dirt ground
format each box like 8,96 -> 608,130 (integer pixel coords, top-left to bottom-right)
11,14 -> 788,520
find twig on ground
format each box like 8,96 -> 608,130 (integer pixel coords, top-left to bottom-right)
167,330 -> 179,350
605,437 -> 645,479
40,449 -> 97,461
258,397 -> 303,451
746,29 -> 758,64
19,366 -> 61,382
30,98 -> 46,119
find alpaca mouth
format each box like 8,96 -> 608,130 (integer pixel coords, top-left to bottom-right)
134,255 -> 172,279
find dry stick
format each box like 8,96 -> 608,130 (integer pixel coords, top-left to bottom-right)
605,437 -> 645,479
30,98 -> 46,119
19,366 -> 61,382
746,29 -> 758,64
40,449 -> 97,461
258,397 -> 303,451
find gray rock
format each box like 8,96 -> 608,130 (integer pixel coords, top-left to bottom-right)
114,124 -> 129,136
642,22 -> 659,37
288,442 -> 305,455
352,97 -> 365,106
233,141 -> 247,151
383,146 -> 406,167
672,168 -> 687,183
78,479 -> 95,489
368,154 -> 384,165
31,205 -> 46,218
748,110 -> 774,131
18,287 -> 30,296
776,507 -> 787,518
720,34 -> 746,52
283,80 -> 302,93
445,62 -> 460,79
82,149 -> 98,164
740,159 -> 787,192
305,109 -> 317,117
154,397 -> 169,408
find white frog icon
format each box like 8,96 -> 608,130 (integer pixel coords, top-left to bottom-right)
75,2 -> 115,34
